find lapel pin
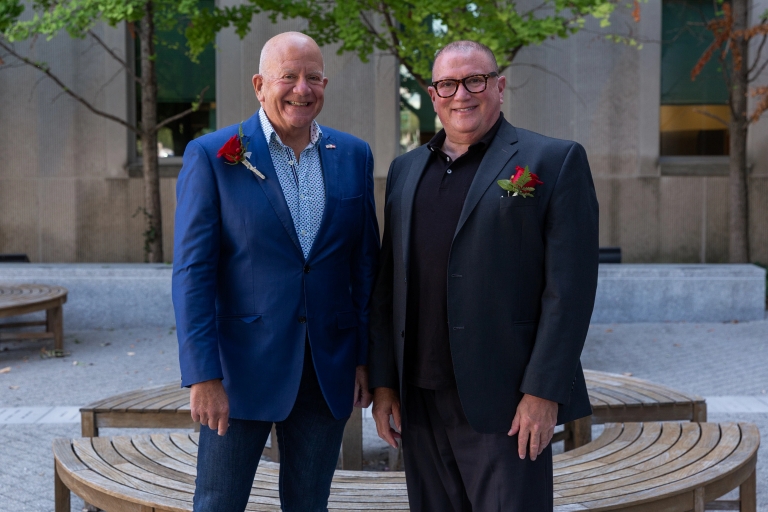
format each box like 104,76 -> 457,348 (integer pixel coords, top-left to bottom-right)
325,144 -> 336,150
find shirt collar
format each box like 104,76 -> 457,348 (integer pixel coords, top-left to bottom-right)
427,111 -> 504,155
258,107 -> 323,149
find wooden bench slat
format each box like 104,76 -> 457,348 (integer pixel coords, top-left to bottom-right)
585,371 -> 701,404
84,384 -> 175,412
71,438 -> 194,507
555,424 -> 625,463
555,423 -> 726,502
556,422 -> 668,483
112,436 -> 197,484
555,423 -> 644,470
559,424 -> 756,511
91,437 -> 197,495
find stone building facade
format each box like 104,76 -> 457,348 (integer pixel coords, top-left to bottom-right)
0,1 -> 766,263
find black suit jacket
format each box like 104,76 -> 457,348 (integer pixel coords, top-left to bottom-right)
369,119 -> 598,433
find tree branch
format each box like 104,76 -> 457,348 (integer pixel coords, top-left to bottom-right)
0,38 -> 140,135
507,61 -> 587,106
88,29 -> 141,84
154,86 -> 210,131
692,107 -> 730,127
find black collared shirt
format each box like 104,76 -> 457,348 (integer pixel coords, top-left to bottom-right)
405,113 -> 504,390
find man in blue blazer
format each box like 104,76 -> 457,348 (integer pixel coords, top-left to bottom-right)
172,32 -> 379,512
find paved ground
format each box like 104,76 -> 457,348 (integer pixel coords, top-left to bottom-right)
0,317 -> 766,510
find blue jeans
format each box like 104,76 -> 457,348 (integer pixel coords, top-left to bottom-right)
193,345 -> 349,512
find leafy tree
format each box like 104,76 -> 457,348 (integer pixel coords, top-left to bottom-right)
184,0 -> 621,92
0,0 -> 225,262
692,1 -> 768,262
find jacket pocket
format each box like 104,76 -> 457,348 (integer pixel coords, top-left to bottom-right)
500,196 -> 540,209
337,311 -> 359,329
217,314 -> 263,324
339,195 -> 363,208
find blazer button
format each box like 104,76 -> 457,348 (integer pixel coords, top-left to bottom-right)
303,265 -> 311,273
400,330 -> 405,338
298,316 -> 307,323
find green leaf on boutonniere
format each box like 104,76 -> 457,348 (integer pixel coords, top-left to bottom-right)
497,179 -> 516,192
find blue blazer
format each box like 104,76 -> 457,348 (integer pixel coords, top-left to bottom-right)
172,112 -> 379,421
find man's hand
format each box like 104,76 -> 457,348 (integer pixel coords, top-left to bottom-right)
353,365 -> 373,408
372,387 -> 401,448
190,379 -> 230,436
508,393 -> 558,461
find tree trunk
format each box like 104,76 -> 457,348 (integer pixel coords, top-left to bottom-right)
139,1 -> 163,263
728,0 -> 750,263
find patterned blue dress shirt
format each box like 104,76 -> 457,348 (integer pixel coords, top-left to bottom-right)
259,108 -> 325,259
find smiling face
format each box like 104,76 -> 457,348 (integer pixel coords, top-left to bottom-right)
252,33 -> 328,144
429,48 -> 505,147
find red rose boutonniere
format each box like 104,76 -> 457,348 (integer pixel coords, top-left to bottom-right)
497,165 -> 543,197
216,123 -> 266,179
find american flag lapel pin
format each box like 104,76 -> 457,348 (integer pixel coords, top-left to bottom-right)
325,144 -> 336,149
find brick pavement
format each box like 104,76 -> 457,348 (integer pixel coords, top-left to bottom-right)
0,318 -> 766,510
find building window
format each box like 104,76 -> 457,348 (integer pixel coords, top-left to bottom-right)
135,0 -> 216,159
660,0 -> 729,156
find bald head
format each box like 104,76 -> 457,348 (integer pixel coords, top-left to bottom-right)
259,32 -> 324,77
432,40 -> 498,80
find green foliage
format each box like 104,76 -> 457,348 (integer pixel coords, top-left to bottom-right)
185,0 -> 620,88
0,0 -> 24,33
1,0 -> 218,59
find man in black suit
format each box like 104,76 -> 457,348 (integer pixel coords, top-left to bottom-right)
368,41 -> 599,511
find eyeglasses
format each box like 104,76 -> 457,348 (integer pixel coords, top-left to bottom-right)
430,72 -> 499,98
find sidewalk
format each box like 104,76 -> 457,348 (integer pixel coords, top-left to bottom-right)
1,317 -> 766,510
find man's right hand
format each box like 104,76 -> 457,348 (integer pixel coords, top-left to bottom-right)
190,379 -> 230,436
372,387 -> 402,448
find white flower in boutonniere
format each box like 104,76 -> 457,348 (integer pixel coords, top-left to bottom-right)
216,123 -> 266,180
497,165 -> 543,197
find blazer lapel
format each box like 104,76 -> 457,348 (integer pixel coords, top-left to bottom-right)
454,121 -> 519,238
307,132 -> 339,261
400,147 -> 431,274
241,115 -> 303,257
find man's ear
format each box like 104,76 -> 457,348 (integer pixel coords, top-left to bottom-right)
252,74 -> 264,101
497,74 -> 506,104
427,86 -> 438,111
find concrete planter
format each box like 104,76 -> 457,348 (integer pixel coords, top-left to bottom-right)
593,264 -> 766,323
0,263 -> 765,329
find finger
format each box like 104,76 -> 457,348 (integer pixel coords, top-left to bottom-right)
353,380 -> 362,407
359,388 -> 373,408
191,409 -> 200,423
392,403 -> 402,432
540,428 -> 554,455
529,430 -> 540,461
373,413 -> 390,440
218,416 -> 228,436
518,424 -> 529,459
508,412 -> 521,436
207,415 -> 218,432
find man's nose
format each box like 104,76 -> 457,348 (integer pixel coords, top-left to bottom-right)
294,77 -> 312,95
453,82 -> 472,100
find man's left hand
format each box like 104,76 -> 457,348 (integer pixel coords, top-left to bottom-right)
353,365 -> 372,408
509,393 -> 558,461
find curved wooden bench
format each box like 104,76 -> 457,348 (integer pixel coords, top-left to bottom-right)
79,369 -> 707,472
557,369 -> 707,449
0,283 -> 67,351
53,422 -> 758,511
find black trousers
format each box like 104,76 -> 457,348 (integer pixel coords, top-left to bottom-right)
401,385 -> 553,512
